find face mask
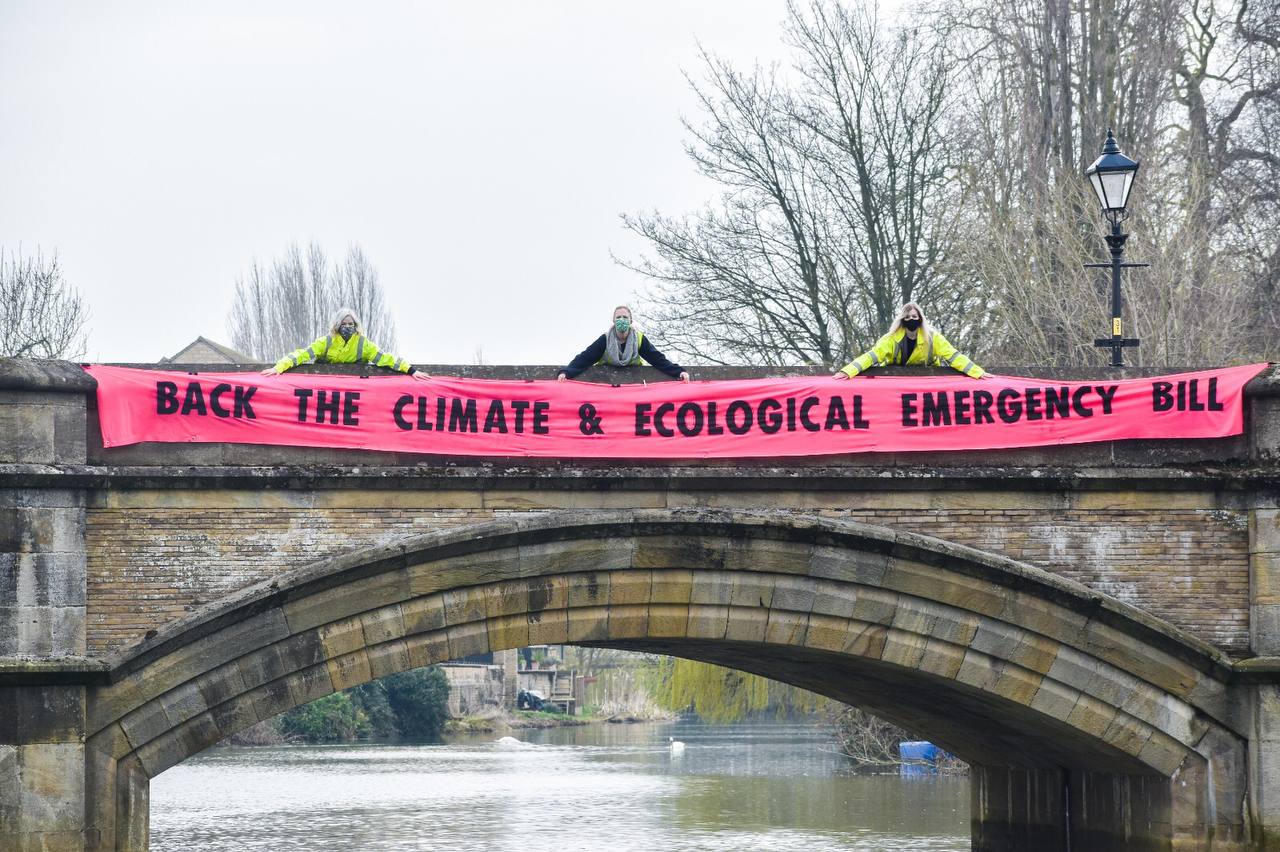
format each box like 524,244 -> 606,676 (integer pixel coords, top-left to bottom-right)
902,318 -> 921,331
614,317 -> 631,334
338,323 -> 356,339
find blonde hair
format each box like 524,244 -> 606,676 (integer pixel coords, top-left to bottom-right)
886,302 -> 933,350
329,307 -> 362,336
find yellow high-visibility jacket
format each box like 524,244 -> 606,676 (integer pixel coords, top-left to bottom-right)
839,329 -> 984,378
273,333 -> 413,375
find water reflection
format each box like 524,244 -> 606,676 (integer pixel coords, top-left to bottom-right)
151,721 -> 968,851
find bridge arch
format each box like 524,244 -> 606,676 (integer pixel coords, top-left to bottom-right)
83,509 -> 1246,850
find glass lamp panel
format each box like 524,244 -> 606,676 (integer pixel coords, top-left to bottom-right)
1088,171 -> 1109,209
1100,171 -> 1130,210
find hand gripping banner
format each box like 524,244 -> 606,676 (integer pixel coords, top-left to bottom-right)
85,364 -> 1268,459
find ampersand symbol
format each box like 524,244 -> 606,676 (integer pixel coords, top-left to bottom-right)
578,403 -> 604,435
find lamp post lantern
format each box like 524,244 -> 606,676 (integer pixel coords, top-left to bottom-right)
1084,129 -> 1146,367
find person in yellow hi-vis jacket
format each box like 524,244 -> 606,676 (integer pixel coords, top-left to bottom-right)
260,307 -> 430,380
834,302 -> 988,380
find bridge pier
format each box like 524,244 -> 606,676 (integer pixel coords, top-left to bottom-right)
0,364 -> 94,851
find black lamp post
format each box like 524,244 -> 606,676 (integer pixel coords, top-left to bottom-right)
1084,129 -> 1146,367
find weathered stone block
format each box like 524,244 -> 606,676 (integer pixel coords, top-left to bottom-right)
880,627 -> 930,670
318,616 -> 366,660
565,572 -> 610,608
633,535 -> 728,572
483,489 -> 664,509
688,572 -> 734,607
360,604 -> 406,646
1,553 -> 85,607
442,587 -> 487,627
1077,620 -> 1200,700
407,546 -> 521,596
1066,693 -> 1117,738
843,621 -> 889,658
526,608 -> 568,646
0,507 -> 84,554
884,559 -> 1009,617
727,536 -> 812,575
606,604 -> 648,640
954,649 -> 1001,693
848,587 -> 899,626
647,604 -> 689,639
445,622 -> 489,659
606,570 -> 652,607
803,613 -> 850,653
809,578 -> 856,620
809,546 -> 891,585
524,575 -> 568,615
158,682 -> 207,730
16,743 -> 84,833
401,594 -> 446,635
207,694 -> 260,745
282,568 -> 410,634
649,569 -> 694,605
565,606 -> 609,643
519,538 -> 634,576
723,605 -> 767,643
727,573 -> 774,610
916,636 -> 967,680
135,713 -> 218,778
686,604 -> 729,641
0,406 -> 55,464
764,608 -> 808,646
487,613 -> 530,651
1101,711 -> 1153,758
1028,675 -> 1080,722
769,576 -> 816,614
0,685 -> 84,745
286,662 -> 336,708
484,580 -> 530,620
0,744 -> 17,833
405,630 -> 450,669
1137,729 -> 1193,777
326,649 -> 373,692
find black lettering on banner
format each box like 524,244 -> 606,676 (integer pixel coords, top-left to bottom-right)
294,388 -> 312,422
786,398 -> 797,432
511,400 -> 531,432
1152,381 -> 1174,412
578,403 -> 603,436
157,381 -> 179,414
1209,377 -> 1224,411
1095,385 -> 1117,414
234,386 -> 257,419
449,398 -> 478,432
1043,387 -> 1070,419
825,397 -> 849,430
181,383 -> 207,416
314,390 -> 340,424
1071,386 -> 1093,417
532,401 -> 550,434
706,402 -> 724,435
209,384 -> 233,418
758,398 -> 782,434
393,394 -> 413,430
997,389 -> 1022,423
726,401 -> 752,435
484,400 -> 508,433
654,402 -> 675,437
972,390 -> 994,424
677,402 -> 703,437
800,397 -> 822,432
1024,388 -> 1043,421
901,393 -> 918,427
953,390 -> 971,425
417,397 -> 433,430
342,392 -> 360,426
851,396 -> 869,429
635,403 -> 653,436
435,397 -> 446,431
921,393 -> 950,427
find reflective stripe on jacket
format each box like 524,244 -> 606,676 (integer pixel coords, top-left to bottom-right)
839,329 -> 984,379
273,333 -> 412,374
594,332 -> 647,367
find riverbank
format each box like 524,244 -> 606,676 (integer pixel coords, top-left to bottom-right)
443,706 -> 676,735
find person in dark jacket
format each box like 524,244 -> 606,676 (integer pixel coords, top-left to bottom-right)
557,305 -> 690,382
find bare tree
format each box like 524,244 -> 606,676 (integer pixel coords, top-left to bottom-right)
227,242 -> 398,360
622,0 -> 974,368
0,247 -> 89,359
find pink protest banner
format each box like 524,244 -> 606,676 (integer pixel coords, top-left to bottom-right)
85,364 -> 1268,459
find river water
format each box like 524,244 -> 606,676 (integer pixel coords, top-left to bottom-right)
150,721 -> 969,851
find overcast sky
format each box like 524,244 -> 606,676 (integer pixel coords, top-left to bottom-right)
0,1 -> 803,366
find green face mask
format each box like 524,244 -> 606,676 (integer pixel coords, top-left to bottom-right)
614,317 -> 631,334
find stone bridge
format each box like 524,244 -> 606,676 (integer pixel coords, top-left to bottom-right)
3,360 -> 1280,851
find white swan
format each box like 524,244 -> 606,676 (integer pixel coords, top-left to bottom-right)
668,736 -> 685,755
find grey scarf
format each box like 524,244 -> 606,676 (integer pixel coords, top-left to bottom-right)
602,328 -> 640,366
